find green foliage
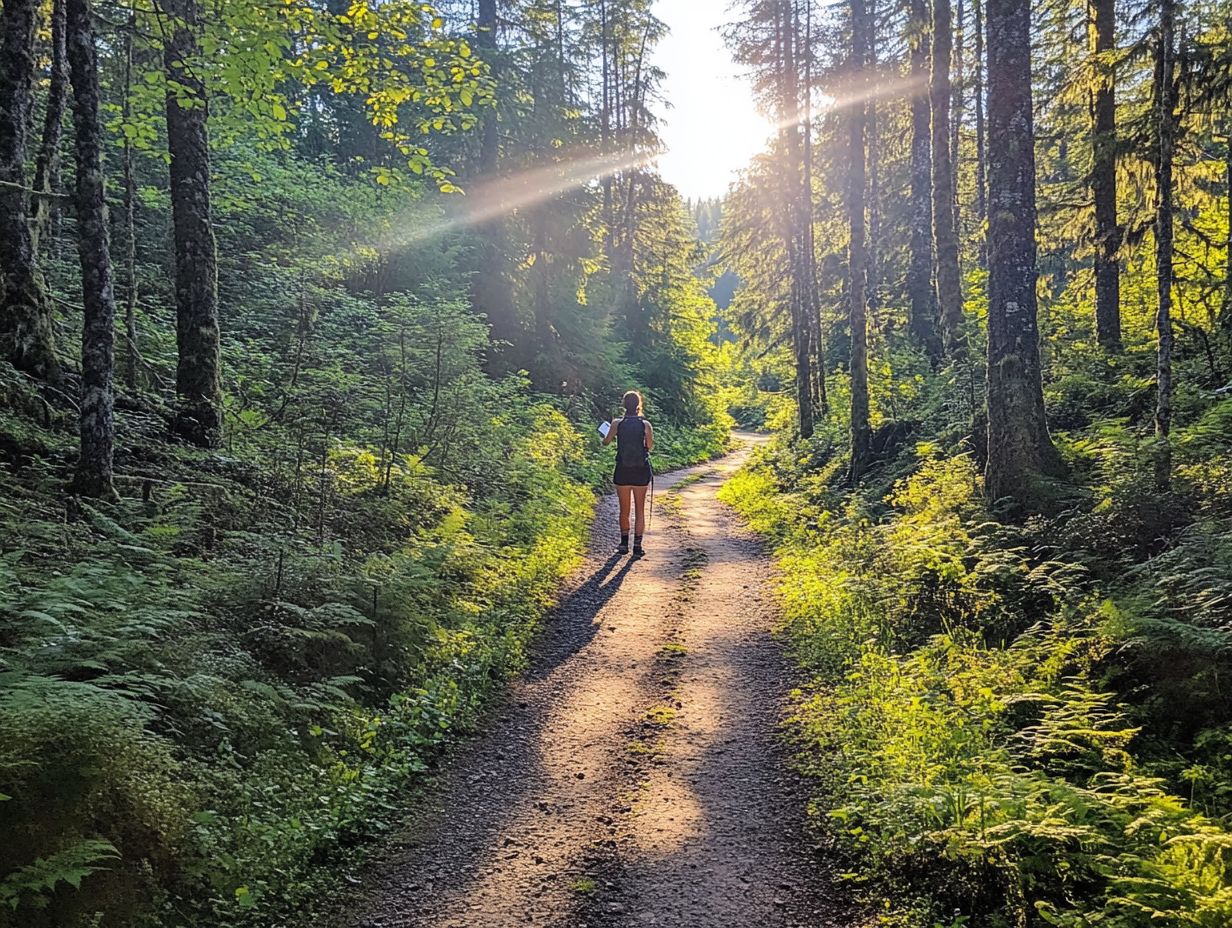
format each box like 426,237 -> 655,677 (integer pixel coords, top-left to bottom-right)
0,840 -> 120,912
725,424 -> 1232,925
2,98 -> 728,928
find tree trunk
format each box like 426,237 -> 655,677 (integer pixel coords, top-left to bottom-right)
974,0 -> 987,266
1153,0 -> 1177,488
66,0 -> 116,497
931,0 -> 965,354
470,0 -> 515,364
867,0 -> 881,331
908,0 -> 942,360
0,0 -> 59,380
600,0 -> 613,252
1090,0 -> 1121,349
984,0 -> 1062,506
802,0 -> 827,413
476,0 -> 498,174
778,0 -> 813,439
952,0 -> 965,218
162,0 -> 223,446
1223,141 -> 1231,331
121,14 -> 141,391
32,0 -> 67,257
849,0 -> 871,478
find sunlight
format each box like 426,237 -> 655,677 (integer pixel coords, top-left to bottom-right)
369,69 -> 913,259
373,146 -> 655,254
367,68 -> 913,257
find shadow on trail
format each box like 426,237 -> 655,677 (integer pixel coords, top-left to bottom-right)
529,551 -> 635,680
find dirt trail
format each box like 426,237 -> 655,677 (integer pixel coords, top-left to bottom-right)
340,434 -> 852,928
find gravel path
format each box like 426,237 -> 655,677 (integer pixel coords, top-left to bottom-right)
337,434 -> 855,928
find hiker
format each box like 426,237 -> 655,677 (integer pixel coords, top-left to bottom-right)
602,390 -> 654,557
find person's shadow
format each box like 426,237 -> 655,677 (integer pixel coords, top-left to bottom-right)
529,552 -> 636,679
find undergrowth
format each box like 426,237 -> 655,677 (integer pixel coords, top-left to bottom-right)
0,352 -> 725,928
721,387 -> 1232,927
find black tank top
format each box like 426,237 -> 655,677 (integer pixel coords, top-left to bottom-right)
615,416 -> 647,468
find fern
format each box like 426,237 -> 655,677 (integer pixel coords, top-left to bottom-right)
0,840 -> 119,911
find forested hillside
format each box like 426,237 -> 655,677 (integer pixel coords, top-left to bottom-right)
0,1 -> 729,925
718,0 -> 1232,924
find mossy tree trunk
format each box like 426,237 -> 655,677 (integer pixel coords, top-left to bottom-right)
162,0 -> 223,447
0,0 -> 60,381
31,0 -> 67,257
66,0 -> 116,497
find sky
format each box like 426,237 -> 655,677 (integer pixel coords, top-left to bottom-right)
649,0 -> 774,201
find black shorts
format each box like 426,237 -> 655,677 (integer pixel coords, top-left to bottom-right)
613,463 -> 652,487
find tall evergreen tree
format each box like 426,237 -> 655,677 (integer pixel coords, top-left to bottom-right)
973,0 -> 987,266
65,0 -> 116,497
849,0 -> 871,476
1089,0 -> 1121,349
161,0 -> 223,446
931,0 -> 965,354
984,0 -> 1063,504
908,0 -> 943,359
469,0 -> 516,366
31,0 -> 68,257
1152,0 -> 1179,487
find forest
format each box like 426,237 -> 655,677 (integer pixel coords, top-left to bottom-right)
1,0 -> 1232,923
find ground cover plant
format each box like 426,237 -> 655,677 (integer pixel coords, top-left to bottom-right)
0,1 -> 728,924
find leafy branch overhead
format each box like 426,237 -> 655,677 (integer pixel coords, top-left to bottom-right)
122,0 -> 494,186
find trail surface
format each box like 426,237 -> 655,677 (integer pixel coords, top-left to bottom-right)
340,434 -> 851,928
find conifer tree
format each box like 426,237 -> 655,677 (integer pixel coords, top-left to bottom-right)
984,0 -> 1063,504
66,0 -> 116,497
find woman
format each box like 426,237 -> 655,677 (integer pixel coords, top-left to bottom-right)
602,390 -> 654,557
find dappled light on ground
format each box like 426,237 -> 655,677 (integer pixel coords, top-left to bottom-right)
333,437 -> 851,928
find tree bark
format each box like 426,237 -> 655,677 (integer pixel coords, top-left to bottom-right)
973,0 -> 987,266
121,14 -> 141,391
0,0 -> 59,380
1223,141 -> 1231,331
777,0 -> 813,439
1089,0 -> 1121,349
908,0 -> 942,360
32,0 -> 67,257
952,0 -> 965,217
162,0 -> 223,446
1153,0 -> 1177,488
470,0 -> 515,364
931,0 -> 965,354
802,0 -> 827,413
984,0 -> 1062,507
866,0 -> 881,331
476,0 -> 498,174
66,0 -> 116,497
848,0 -> 871,478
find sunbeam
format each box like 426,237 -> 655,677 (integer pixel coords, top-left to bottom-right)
372,147 -> 656,254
